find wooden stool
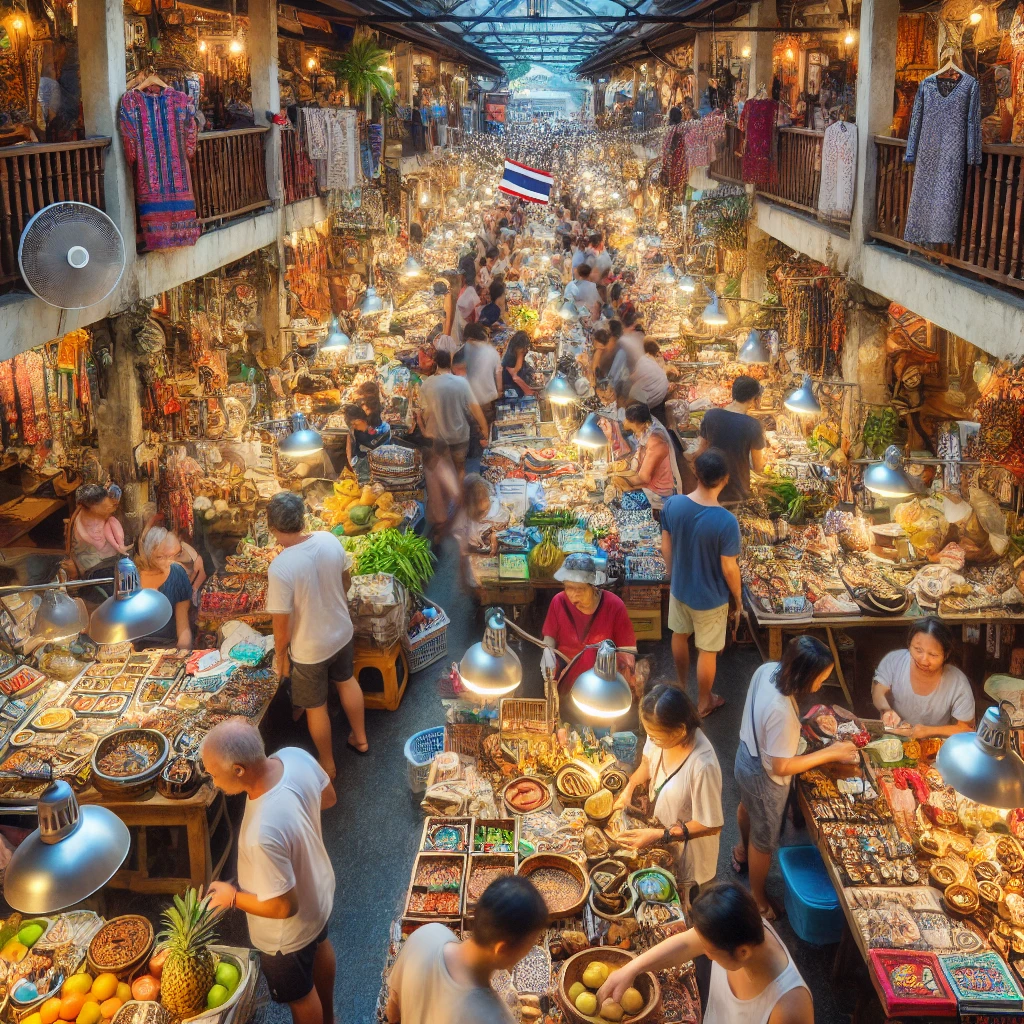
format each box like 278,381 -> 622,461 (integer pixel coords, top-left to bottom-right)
354,640 -> 410,711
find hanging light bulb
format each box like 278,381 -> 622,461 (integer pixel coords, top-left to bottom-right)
784,374 -> 821,415
741,44 -> 751,58
358,285 -> 384,315
229,37 -> 243,54
459,608 -> 522,697
737,328 -> 771,364
701,293 -> 729,327
844,29 -> 856,44
785,47 -> 795,60
11,16 -> 24,30
969,9 -> 982,23
198,39 -> 207,52
307,56 -> 318,70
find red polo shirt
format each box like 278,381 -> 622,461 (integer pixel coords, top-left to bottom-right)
542,591 -> 636,694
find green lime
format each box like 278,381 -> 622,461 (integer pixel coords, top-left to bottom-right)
215,962 -> 240,993
206,986 -> 229,1009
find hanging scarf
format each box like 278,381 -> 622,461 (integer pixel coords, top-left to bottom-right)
741,98 -> 779,187
14,354 -> 37,445
24,351 -> 51,442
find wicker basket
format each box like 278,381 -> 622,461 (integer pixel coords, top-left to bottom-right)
444,722 -> 493,758
556,947 -> 661,1024
403,600 -> 449,674
517,853 -> 589,922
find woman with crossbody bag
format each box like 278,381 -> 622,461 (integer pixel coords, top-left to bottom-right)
614,685 -> 724,909
733,637 -> 858,919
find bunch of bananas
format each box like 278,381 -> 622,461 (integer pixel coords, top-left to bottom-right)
527,528 -> 565,579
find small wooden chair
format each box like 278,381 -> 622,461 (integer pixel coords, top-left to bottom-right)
354,639 -> 410,711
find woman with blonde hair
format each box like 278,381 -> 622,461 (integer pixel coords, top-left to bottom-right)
139,503 -> 206,597
135,526 -> 193,651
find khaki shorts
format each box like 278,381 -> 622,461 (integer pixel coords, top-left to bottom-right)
668,597 -> 729,652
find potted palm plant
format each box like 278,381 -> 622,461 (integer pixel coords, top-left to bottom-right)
328,32 -> 396,111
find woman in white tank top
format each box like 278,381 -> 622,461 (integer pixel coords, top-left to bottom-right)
596,882 -> 812,1024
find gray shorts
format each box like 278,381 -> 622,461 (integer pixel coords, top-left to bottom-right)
289,641 -> 355,709
734,741 -> 790,855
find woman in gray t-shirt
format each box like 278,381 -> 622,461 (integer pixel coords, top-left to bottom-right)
871,617 -> 976,738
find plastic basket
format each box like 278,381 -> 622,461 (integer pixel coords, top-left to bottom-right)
403,601 -> 450,674
778,845 -> 844,944
405,726 -> 445,793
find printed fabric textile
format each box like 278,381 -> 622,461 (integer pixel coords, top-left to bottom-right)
817,120 -> 857,220
683,110 -> 727,172
661,124 -> 688,189
119,88 -> 200,250
904,73 -> 982,245
314,108 -> 360,191
740,99 -> 778,186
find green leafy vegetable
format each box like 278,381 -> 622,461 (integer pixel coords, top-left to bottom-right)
353,528 -> 435,594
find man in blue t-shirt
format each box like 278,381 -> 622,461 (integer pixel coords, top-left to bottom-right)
660,449 -> 742,717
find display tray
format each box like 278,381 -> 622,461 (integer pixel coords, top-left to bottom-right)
464,853 -> 517,915
403,852 -> 465,919
419,816 -> 472,853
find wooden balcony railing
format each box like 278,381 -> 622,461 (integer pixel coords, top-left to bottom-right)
873,135 -> 1024,294
760,128 -> 825,217
0,138 -> 110,291
191,127 -> 271,228
282,128 -> 317,205
708,121 -> 743,184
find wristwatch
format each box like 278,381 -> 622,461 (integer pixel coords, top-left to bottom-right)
662,823 -> 690,844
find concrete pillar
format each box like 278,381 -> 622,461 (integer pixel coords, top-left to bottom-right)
848,0 -> 899,275
248,0 -> 282,205
78,0 -> 136,295
743,222 -> 770,303
746,0 -> 777,100
693,32 -> 709,102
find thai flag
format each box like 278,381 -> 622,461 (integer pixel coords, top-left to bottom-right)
498,159 -> 553,204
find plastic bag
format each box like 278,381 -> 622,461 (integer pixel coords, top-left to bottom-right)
969,486 -> 1009,556
892,498 -> 947,558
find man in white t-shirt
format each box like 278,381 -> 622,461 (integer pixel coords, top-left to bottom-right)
462,322 -> 502,422
586,231 -> 613,283
204,720 -> 337,1024
564,263 -> 601,320
386,876 -> 548,1024
265,491 -> 366,777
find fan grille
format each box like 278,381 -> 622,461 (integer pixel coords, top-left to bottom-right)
18,202 -> 125,309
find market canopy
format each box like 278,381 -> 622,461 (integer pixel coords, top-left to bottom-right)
358,0 -> 746,72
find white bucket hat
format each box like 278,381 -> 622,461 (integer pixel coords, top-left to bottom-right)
553,552 -> 607,586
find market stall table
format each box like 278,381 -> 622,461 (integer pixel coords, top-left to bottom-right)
0,496 -> 69,548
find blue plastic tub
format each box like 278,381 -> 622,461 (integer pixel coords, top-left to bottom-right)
777,845 -> 844,944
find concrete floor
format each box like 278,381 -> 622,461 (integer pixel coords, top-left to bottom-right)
106,535 -> 869,1023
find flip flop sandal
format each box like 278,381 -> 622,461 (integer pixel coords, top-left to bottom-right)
700,696 -> 726,718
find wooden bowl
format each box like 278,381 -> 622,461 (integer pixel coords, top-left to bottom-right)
555,763 -> 599,807
517,853 -> 589,921
556,947 -> 661,1024
502,776 -> 552,816
88,915 -> 154,979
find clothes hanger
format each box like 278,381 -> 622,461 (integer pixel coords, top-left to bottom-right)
134,70 -> 170,92
935,55 -> 964,80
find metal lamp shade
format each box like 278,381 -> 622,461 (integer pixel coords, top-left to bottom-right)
558,300 -> 579,321
459,608 -> 522,697
279,412 -> 324,457
784,374 -> 821,414
33,588 -> 89,642
401,255 -> 424,279
573,412 -> 608,450
936,706 -> 1024,809
701,294 -> 729,327
358,286 -> 384,314
864,445 -> 916,498
570,641 -> 632,720
87,558 -> 173,645
544,375 -> 577,406
678,274 -> 696,294
321,317 -> 350,352
657,263 -> 676,284
737,329 -> 771,364
4,780 -> 130,913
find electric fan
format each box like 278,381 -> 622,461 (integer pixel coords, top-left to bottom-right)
18,202 -> 126,309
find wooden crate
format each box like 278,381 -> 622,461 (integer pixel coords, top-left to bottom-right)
499,697 -> 554,740
420,816 -> 473,853
464,853 -> 518,915
472,817 -> 519,856
628,606 -> 662,641
404,852 -> 466,919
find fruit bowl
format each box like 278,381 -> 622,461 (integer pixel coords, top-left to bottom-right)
556,947 -> 660,1024
91,729 -> 169,799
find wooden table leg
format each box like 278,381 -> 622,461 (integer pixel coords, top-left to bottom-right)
769,626 -> 783,661
186,803 -> 213,890
825,627 -> 854,705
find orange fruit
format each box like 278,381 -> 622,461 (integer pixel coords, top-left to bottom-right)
82,995 -> 99,1005
59,994 -> 85,1021
99,999 -> 121,1020
40,997 -> 62,1024
91,976 -> 118,1003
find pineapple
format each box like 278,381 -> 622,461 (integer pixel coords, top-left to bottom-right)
157,888 -> 219,1018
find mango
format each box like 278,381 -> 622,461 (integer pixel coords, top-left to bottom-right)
91,976 -> 118,1003
76,1002 -> 101,1024
568,981 -> 586,1003
18,923 -> 44,947
215,963 -> 240,993
206,986 -> 229,1009
1,939 -> 28,962
599,1000 -> 624,1021
621,988 -> 644,1014
115,985 -> 131,1005
61,976 -> 93,998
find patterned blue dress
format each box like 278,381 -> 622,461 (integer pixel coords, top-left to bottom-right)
903,73 -> 982,246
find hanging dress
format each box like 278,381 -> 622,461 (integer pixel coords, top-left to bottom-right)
817,121 -> 858,220
903,72 -> 982,246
